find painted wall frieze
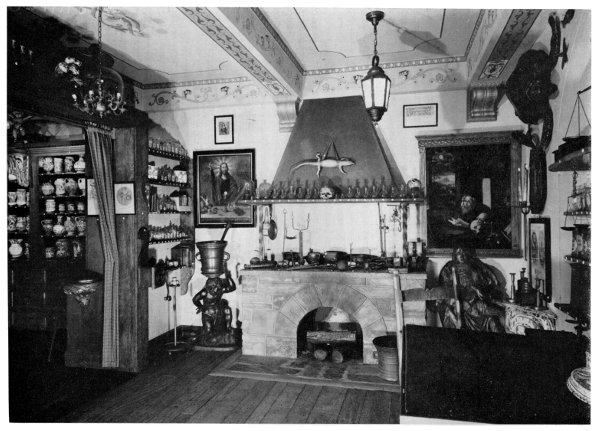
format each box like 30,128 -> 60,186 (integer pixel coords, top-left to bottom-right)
145,83 -> 269,110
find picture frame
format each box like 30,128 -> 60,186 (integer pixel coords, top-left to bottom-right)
86,179 -> 99,216
418,131 -> 522,258
403,103 -> 438,128
529,217 -> 552,300
114,182 -> 136,215
214,115 -> 234,144
193,149 -> 255,228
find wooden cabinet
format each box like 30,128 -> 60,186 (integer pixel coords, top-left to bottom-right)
8,144 -> 89,331
549,149 -> 590,333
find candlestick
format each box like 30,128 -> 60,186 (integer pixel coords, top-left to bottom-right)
523,164 -> 529,202
517,167 -> 522,202
509,272 -> 516,303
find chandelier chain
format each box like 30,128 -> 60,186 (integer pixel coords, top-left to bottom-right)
97,7 -> 103,81
373,20 -> 378,57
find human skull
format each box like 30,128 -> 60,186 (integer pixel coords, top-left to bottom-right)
319,186 -> 334,199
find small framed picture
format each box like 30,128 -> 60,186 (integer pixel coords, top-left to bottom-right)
87,179 -> 99,216
114,182 -> 136,215
529,217 -> 551,300
403,103 -> 438,128
214,115 -> 234,144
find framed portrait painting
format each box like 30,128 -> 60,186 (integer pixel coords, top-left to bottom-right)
419,131 -> 522,258
214,115 -> 234,144
529,217 -> 551,300
193,149 -> 255,228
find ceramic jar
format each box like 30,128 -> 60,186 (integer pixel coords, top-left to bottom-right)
45,198 -> 56,213
54,178 -> 66,196
74,155 -> 86,173
8,214 -> 17,232
78,178 -> 86,195
16,188 -> 27,206
77,201 -> 85,213
41,218 -> 54,235
64,216 -> 76,236
64,156 -> 75,173
57,202 -> 66,213
65,178 -> 78,196
41,157 -> 54,173
9,239 -> 24,259
55,239 -> 69,258
41,182 -> 54,196
66,201 -> 76,212
15,216 -> 27,232
53,157 -> 64,174
45,247 -> 56,259
75,216 -> 86,235
53,217 -> 66,236
8,191 -> 17,206
72,239 -> 83,258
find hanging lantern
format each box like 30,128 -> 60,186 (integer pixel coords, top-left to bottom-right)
361,11 -> 391,123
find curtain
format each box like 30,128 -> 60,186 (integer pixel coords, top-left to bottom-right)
86,127 -> 120,368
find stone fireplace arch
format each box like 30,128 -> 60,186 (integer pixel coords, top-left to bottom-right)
240,270 -> 424,365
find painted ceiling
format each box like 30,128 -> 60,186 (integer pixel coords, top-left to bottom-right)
26,7 -> 549,100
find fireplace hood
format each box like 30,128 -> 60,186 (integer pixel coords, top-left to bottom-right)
271,96 -> 405,193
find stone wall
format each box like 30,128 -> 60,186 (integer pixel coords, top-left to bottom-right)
239,269 -> 427,364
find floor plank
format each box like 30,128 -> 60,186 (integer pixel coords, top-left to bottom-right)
307,386 -> 347,424
187,377 -> 243,422
193,378 -> 259,423
260,383 -> 305,423
245,381 -> 288,423
222,379 -> 277,423
284,384 -> 322,423
337,389 -> 367,424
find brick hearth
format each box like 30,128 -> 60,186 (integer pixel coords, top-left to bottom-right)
239,270 -> 426,364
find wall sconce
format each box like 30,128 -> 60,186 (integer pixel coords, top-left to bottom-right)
361,11 -> 391,123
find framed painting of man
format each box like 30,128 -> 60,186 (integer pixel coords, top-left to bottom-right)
193,149 -> 255,228
418,131 -> 522,258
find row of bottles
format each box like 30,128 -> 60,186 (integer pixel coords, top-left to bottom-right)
148,221 -> 189,242
251,178 -> 423,200
148,137 -> 187,157
148,188 -> 191,213
148,161 -> 188,184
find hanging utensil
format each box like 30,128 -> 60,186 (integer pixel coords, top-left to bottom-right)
267,205 -> 278,240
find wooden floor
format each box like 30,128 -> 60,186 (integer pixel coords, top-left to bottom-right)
63,349 -> 401,423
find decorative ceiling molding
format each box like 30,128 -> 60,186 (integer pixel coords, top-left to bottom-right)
178,7 -> 290,96
478,9 -> 541,80
252,7 -> 304,74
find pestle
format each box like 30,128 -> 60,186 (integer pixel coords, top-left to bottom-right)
220,222 -> 232,241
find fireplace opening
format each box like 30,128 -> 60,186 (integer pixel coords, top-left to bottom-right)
296,307 -> 363,362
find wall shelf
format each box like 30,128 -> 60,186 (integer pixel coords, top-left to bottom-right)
149,236 -> 191,245
148,148 -> 189,161
564,255 -> 591,266
148,179 -> 189,188
239,197 -> 426,205
38,172 -> 86,177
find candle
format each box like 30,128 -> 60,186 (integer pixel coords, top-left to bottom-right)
517,167 -> 522,202
524,164 -> 529,203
